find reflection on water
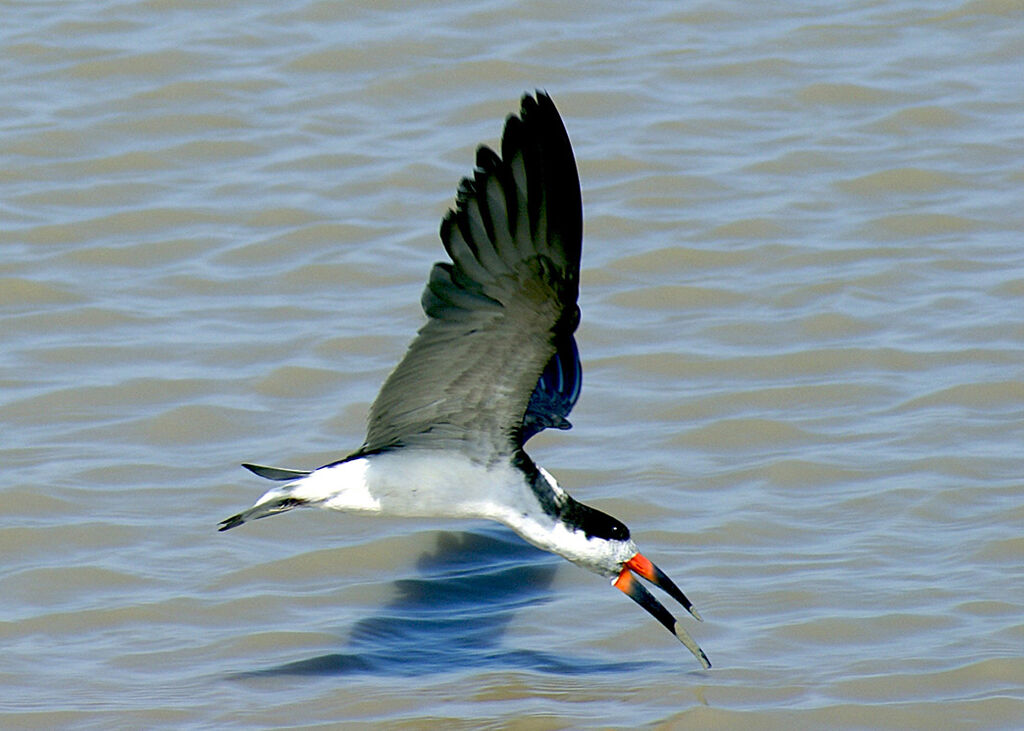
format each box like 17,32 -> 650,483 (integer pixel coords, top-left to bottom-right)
234,529 -> 639,678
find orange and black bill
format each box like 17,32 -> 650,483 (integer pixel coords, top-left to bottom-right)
613,553 -> 711,669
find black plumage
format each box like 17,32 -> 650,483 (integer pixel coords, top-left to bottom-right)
363,93 -> 583,457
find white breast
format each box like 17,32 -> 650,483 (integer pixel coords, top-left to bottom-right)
281,450 -> 635,577
293,451 -> 536,520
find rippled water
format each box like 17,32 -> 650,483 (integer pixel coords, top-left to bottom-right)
3,0 -> 1023,727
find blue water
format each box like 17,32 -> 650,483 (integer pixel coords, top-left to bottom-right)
2,0 -> 1023,727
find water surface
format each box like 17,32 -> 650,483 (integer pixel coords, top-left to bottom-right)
3,0 -> 1023,727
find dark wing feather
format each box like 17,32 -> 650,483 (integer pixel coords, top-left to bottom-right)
522,333 -> 582,442
362,92 -> 582,456
242,463 -> 312,481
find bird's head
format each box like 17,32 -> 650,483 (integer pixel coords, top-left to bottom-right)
548,497 -> 711,669
520,464 -> 710,668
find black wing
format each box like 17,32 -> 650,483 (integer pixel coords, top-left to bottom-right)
361,92 -> 583,456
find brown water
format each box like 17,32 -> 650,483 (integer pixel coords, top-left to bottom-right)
3,1 -> 1023,727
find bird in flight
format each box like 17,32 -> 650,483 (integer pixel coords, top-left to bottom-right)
220,92 -> 710,668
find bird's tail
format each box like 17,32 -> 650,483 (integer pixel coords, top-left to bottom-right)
218,491 -> 308,531
218,463 -> 313,531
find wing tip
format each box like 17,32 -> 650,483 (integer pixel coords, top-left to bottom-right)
241,463 -> 311,481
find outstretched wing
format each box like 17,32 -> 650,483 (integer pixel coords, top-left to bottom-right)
361,92 -> 583,457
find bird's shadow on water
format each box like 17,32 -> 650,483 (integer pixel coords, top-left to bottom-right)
231,527 -> 642,679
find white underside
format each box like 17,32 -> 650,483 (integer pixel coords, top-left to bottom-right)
250,450 -> 636,576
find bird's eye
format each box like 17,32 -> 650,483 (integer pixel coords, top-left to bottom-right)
563,499 -> 633,542
583,509 -> 630,541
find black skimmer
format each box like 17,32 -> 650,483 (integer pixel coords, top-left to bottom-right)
220,92 -> 710,668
